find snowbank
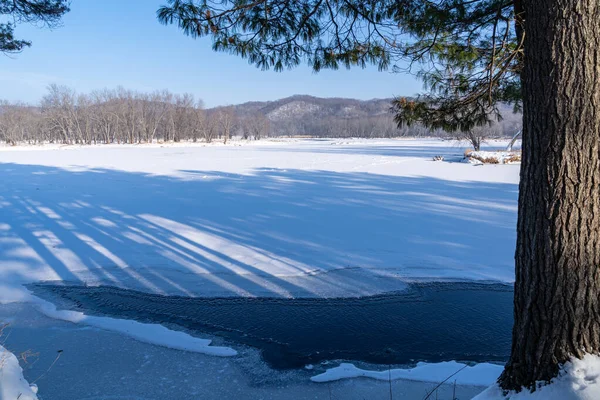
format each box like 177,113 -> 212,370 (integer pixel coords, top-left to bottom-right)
32,296 -> 237,357
311,361 -> 503,386
468,151 -> 521,165
0,284 -> 32,305
0,345 -> 38,400
474,355 -> 600,400
1,285 -> 236,356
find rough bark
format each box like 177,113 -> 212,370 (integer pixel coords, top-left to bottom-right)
499,0 -> 600,391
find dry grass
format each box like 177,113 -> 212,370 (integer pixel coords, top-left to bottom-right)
504,153 -> 522,163
470,155 -> 500,164
468,151 -> 521,164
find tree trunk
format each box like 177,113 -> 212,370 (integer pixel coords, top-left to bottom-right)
500,0 -> 600,391
473,136 -> 480,152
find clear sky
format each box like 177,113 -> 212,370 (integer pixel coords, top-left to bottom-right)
0,0 -> 423,108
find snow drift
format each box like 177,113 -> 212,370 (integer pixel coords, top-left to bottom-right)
0,345 -> 38,400
474,354 -> 600,400
311,361 -> 503,386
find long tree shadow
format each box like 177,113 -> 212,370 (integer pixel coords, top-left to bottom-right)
0,162 -> 518,298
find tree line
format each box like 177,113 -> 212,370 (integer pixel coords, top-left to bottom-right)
269,112 -> 520,147
0,85 -> 521,146
0,85 -> 270,145
268,114 -> 401,138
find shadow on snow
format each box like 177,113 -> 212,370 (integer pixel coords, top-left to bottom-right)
0,162 -> 518,299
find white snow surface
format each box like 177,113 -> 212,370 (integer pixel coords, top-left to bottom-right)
0,138 -> 519,304
0,138 -> 520,398
311,361 -> 503,386
0,345 -> 38,400
474,354 -> 600,400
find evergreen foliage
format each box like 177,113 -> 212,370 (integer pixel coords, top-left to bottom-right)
0,0 -> 70,53
157,0 -> 522,132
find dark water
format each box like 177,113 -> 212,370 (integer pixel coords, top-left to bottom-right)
30,282 -> 513,369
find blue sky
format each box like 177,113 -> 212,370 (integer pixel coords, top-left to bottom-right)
0,0 -> 422,107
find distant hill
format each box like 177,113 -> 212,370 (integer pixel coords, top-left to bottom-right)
208,95 -> 399,137
212,95 -> 394,121
209,95 -> 522,138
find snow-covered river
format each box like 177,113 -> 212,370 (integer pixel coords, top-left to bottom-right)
0,139 -> 520,399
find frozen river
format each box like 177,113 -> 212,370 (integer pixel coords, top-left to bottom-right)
0,138 -> 519,399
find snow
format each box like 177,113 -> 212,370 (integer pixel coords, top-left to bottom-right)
474,354 -> 600,400
1,302 -> 488,400
311,361 -> 503,386
32,295 -> 237,356
0,138 -> 519,303
0,345 -> 38,400
2,287 -> 236,356
0,138 -> 520,399
266,101 -> 320,120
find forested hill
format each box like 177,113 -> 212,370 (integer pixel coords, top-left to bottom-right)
211,95 -> 522,138
227,95 -> 393,120
208,95 -> 396,138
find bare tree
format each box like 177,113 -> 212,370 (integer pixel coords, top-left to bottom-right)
41,84 -> 75,144
168,93 -> 196,142
0,85 -> 516,145
0,101 -> 37,145
216,106 -> 236,144
191,103 -> 207,142
454,123 -> 503,151
90,89 -> 119,144
246,114 -> 270,140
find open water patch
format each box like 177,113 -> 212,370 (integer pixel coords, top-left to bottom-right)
30,282 -> 512,369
